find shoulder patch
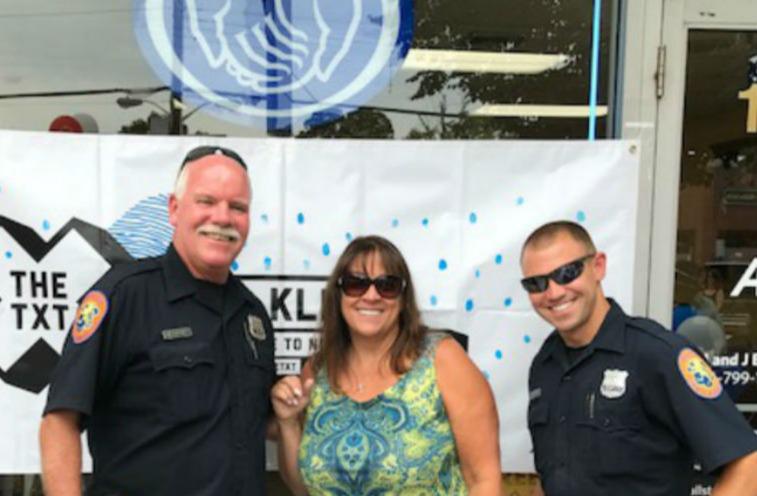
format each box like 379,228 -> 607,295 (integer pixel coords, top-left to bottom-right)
72,290 -> 109,344
677,347 -> 722,399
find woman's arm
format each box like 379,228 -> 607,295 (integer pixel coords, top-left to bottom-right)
436,337 -> 503,496
271,362 -> 315,496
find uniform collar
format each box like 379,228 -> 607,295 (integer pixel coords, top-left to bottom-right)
589,298 -> 626,354
161,244 -> 255,317
538,298 -> 627,365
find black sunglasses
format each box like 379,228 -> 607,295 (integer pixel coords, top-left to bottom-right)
338,274 -> 406,299
520,254 -> 596,294
180,146 -> 248,172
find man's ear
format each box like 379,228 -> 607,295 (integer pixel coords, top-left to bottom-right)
592,251 -> 607,281
168,194 -> 179,227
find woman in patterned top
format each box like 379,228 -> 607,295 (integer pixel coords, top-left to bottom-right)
272,235 -> 502,495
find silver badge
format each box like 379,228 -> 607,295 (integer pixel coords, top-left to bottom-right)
245,315 -> 266,341
600,369 -> 629,399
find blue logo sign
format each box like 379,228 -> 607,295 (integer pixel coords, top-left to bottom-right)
134,0 -> 414,130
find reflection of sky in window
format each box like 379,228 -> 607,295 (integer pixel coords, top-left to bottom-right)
0,1 -> 446,135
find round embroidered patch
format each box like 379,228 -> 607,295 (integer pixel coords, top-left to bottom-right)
677,347 -> 722,399
72,291 -> 108,344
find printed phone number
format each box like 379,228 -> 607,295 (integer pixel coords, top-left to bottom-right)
719,370 -> 757,385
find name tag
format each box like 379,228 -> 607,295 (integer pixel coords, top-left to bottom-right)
161,326 -> 193,341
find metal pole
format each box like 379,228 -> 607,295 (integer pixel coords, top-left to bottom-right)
170,0 -> 184,134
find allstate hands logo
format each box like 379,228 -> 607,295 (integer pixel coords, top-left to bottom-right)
135,0 -> 413,129
188,0 -> 361,94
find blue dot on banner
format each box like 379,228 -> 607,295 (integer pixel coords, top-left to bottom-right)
42,220 -> 51,231
260,213 -> 269,224
468,212 -> 477,224
465,298 -> 474,312
438,259 -> 448,271
264,256 -> 272,270
576,210 -> 586,222
475,269 -> 480,278
495,254 -> 503,265
322,243 -> 330,256
4,251 -> 11,259
524,334 -> 532,344
421,218 -> 429,227
516,196 -> 525,206
231,260 -> 239,271
504,297 -> 512,307
495,349 -> 503,360
303,259 -> 311,270
391,218 -> 399,228
430,295 -> 438,306
345,232 -> 353,241
297,212 -> 305,224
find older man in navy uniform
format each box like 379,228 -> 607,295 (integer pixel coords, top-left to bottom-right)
520,220 -> 757,496
40,146 -> 275,496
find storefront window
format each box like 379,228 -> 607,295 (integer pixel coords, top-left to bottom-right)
0,1 -> 617,139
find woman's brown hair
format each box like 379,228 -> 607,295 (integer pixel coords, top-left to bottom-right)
311,235 -> 426,392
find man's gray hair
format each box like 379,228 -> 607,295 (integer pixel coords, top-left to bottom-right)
173,157 -> 252,199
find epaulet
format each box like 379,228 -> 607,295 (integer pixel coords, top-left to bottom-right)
87,256 -> 161,296
626,315 -> 688,351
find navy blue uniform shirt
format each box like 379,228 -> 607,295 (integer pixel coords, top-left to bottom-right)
45,245 -> 276,496
528,299 -> 757,496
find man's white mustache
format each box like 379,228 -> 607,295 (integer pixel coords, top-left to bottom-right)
197,225 -> 241,241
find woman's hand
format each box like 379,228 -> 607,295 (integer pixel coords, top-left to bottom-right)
272,375 -> 315,423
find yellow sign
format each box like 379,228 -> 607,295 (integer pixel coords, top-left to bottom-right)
738,84 -> 757,133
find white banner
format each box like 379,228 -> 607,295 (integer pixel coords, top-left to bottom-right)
0,130 -> 639,473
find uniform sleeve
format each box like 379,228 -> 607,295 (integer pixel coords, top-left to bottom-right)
641,339 -> 757,473
43,282 -> 125,424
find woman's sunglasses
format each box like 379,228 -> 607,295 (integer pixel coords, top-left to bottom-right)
520,254 -> 595,294
338,274 -> 406,299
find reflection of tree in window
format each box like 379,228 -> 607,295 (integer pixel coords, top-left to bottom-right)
402,0 -> 612,140
295,0 -> 613,140
298,109 -> 393,139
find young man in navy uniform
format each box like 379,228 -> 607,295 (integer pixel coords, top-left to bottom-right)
40,146 -> 276,496
520,220 -> 757,496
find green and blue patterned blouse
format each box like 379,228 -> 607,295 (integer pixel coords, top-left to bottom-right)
298,333 -> 468,495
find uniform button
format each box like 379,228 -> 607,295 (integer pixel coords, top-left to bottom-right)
603,418 -> 611,426
559,416 -> 566,424
183,355 -> 193,364
563,375 -> 572,382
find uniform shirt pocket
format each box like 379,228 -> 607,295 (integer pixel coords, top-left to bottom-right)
527,400 -> 552,475
149,340 -> 216,423
593,396 -> 646,476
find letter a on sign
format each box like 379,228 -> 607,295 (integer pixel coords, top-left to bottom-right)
730,258 -> 757,297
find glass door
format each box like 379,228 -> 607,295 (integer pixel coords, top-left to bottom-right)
655,0 -> 757,427
652,1 -> 757,491
675,26 -> 757,425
